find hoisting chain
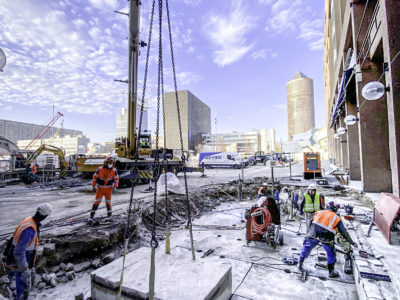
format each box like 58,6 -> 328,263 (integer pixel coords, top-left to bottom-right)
149,1 -> 163,299
119,1 -> 156,298
166,0 -> 195,261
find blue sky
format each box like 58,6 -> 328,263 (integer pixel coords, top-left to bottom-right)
0,0 -> 325,143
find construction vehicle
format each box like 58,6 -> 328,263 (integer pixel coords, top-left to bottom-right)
303,152 -> 322,179
24,144 -> 68,180
76,1 -> 203,185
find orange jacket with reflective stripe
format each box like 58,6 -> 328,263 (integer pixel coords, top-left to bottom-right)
92,166 -> 119,188
312,210 -> 341,234
12,217 -> 38,251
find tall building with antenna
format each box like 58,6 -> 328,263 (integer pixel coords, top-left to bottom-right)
286,72 -> 315,140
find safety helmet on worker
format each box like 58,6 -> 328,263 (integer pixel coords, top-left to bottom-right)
308,183 -> 317,190
104,156 -> 114,164
262,182 -> 268,186
37,203 -> 53,216
327,201 -> 340,213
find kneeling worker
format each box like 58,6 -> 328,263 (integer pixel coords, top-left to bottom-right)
2,203 -> 53,300
298,202 -> 357,278
89,157 -> 119,224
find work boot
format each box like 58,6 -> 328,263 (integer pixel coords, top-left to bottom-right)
328,263 -> 339,278
88,212 -> 95,225
105,211 -> 112,222
298,259 -> 304,271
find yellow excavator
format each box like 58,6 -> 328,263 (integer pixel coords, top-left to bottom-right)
24,144 -> 68,178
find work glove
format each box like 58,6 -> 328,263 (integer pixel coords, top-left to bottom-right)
92,186 -> 96,192
299,211 -> 304,216
112,187 -> 117,193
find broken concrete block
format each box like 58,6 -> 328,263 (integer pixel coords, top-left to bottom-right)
74,262 -> 91,273
91,259 -> 101,269
56,270 -> 65,278
65,263 -> 74,272
51,266 -> 60,273
42,274 -> 51,283
74,292 -> 84,300
59,263 -> 67,270
0,276 -> 10,284
10,281 -> 16,290
37,282 -> 46,289
91,247 -> 232,300
49,278 -> 58,287
67,271 -> 75,280
102,253 -> 115,264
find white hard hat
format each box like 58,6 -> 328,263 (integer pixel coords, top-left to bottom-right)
308,184 -> 317,190
262,182 -> 268,186
37,203 -> 53,216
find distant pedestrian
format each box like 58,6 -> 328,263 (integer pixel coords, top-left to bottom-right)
298,184 -> 325,233
2,203 -> 53,300
257,183 -> 269,199
298,202 -> 358,278
89,157 -> 119,224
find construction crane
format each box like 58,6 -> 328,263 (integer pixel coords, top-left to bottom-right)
24,112 -> 64,150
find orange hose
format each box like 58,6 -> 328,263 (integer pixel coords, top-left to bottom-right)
251,207 -> 272,234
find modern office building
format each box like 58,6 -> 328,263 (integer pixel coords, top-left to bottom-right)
324,0 -> 400,196
286,72 -> 315,140
17,135 -> 90,157
202,129 -> 272,154
0,119 -> 82,144
164,90 -> 211,151
116,106 -> 148,139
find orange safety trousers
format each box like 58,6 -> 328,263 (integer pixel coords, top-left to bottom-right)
92,187 -> 113,212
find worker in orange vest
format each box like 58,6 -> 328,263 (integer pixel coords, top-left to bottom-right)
2,203 -> 53,300
298,202 -> 358,278
88,157 -> 119,225
32,164 -> 38,174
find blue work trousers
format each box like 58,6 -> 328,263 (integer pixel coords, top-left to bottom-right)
15,270 -> 29,300
300,236 -> 336,265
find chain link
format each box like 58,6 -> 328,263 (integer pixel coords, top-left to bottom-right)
165,0 -> 192,227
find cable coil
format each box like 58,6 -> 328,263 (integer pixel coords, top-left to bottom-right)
251,207 -> 272,234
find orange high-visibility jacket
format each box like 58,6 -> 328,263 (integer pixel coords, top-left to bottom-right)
32,165 -> 38,174
12,217 -> 38,251
92,166 -> 119,189
312,210 -> 341,233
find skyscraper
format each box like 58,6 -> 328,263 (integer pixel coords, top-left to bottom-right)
164,90 -> 211,151
286,72 -> 315,140
116,106 -> 148,139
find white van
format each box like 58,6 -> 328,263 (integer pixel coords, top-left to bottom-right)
199,152 -> 244,169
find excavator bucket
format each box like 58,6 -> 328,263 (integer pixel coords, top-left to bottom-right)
373,193 -> 400,244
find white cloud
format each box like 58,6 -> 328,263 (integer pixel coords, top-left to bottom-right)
265,0 -> 323,51
176,71 -> 202,85
203,0 -> 256,67
258,0 -> 273,5
251,49 -> 267,60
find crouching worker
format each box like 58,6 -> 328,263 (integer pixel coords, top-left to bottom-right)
2,203 -> 53,300
257,183 -> 270,199
298,202 -> 357,278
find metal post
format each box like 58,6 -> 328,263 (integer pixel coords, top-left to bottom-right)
271,166 -> 274,196
238,174 -> 242,201
241,159 -> 244,181
289,161 -> 292,180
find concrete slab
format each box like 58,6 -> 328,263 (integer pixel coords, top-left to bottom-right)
90,246 -> 232,300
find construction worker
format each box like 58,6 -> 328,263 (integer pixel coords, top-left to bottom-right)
257,183 -> 269,199
2,203 -> 53,300
298,184 -> 325,233
89,157 -> 119,224
298,202 -> 357,278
